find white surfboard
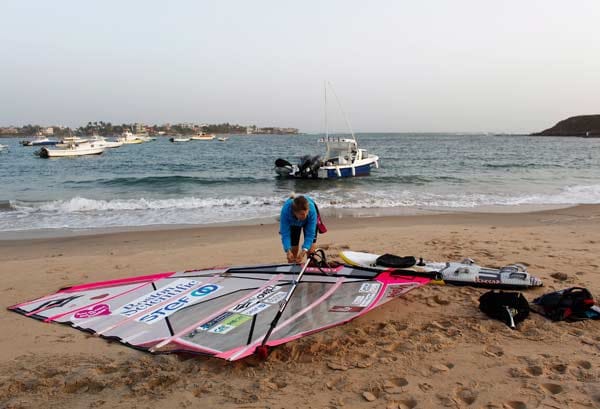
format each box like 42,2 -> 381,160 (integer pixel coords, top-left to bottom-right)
340,251 -> 543,289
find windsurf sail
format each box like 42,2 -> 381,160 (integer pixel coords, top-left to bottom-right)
8,259 -> 429,361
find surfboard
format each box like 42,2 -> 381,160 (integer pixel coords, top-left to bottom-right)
340,250 -> 543,289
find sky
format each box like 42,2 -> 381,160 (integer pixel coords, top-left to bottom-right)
1,0 -> 600,133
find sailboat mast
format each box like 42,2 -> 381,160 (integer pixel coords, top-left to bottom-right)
326,81 -> 357,142
324,81 -> 328,140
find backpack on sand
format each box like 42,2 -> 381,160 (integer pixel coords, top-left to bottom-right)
479,290 -> 530,329
532,287 -> 596,321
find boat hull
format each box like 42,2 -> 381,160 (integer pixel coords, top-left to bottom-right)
39,146 -> 105,158
320,162 -> 374,178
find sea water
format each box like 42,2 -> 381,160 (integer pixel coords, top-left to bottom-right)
0,134 -> 599,237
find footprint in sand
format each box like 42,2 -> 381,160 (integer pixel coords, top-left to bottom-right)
454,386 -> 478,405
577,360 -> 592,370
525,365 -> 544,376
383,377 -> 409,394
504,402 -> 528,409
398,397 -> 418,409
551,363 -> 568,374
484,345 -> 504,357
540,383 -> 564,395
418,383 -> 433,392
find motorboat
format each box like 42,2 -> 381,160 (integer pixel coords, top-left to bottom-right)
275,82 -> 379,179
169,136 -> 191,142
56,135 -> 88,148
191,132 -> 216,141
217,136 -> 229,142
0,144 -> 8,152
117,131 -> 143,144
20,135 -> 59,146
38,138 -> 105,158
88,135 -> 123,148
275,137 -> 379,179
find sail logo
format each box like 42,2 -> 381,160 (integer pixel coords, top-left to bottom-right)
209,313 -> 252,334
115,279 -> 199,317
228,286 -> 281,313
73,304 -> 111,319
135,283 -> 221,324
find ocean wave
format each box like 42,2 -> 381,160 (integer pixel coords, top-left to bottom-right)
10,196 -> 284,213
482,163 -> 562,169
65,175 -> 272,188
1,184 -> 599,232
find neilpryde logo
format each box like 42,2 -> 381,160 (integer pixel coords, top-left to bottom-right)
137,284 -> 221,324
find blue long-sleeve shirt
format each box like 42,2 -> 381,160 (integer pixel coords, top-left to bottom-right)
279,196 -> 317,252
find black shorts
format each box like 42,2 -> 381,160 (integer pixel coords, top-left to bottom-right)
290,225 -> 317,248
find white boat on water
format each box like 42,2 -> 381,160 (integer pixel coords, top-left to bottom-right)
38,138 -> 105,158
89,135 -> 123,148
191,132 -> 216,141
275,82 -> 379,179
170,136 -> 191,142
0,144 -> 8,152
218,136 -> 229,142
117,131 -> 143,144
56,135 -> 88,148
275,137 -> 379,178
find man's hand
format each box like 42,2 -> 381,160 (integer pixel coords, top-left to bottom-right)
295,250 -> 307,263
286,250 -> 296,263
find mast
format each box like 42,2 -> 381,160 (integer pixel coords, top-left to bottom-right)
326,81 -> 357,143
324,81 -> 328,140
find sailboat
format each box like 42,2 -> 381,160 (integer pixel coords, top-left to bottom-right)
274,82 -> 379,179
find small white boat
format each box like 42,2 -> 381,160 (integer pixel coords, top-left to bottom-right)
38,139 -> 105,158
217,137 -> 229,142
117,131 -> 143,144
0,144 -> 8,152
88,135 -> 123,148
56,135 -> 88,148
170,136 -> 191,142
191,132 -> 216,141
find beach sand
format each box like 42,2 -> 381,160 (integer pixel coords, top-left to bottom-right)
1,205 -> 599,409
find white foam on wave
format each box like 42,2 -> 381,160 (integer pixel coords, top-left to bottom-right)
1,184 -> 599,232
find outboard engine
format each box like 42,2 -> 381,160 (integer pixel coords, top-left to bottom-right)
274,158 -> 294,177
299,155 -> 321,178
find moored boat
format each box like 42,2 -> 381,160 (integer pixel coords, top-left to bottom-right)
275,82 -> 379,179
117,131 -> 144,144
20,135 -> 59,146
169,136 -> 191,142
275,136 -> 379,179
88,135 -> 123,148
191,132 -> 216,141
38,139 -> 105,158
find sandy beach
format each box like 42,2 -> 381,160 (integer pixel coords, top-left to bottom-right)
1,205 -> 599,409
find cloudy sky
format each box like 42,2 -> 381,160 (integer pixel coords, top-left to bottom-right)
2,0 -> 599,133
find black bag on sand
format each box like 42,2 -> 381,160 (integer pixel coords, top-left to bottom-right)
375,254 -> 417,268
532,287 -> 596,321
479,290 -> 530,329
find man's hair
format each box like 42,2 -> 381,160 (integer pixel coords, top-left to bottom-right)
292,195 -> 309,212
